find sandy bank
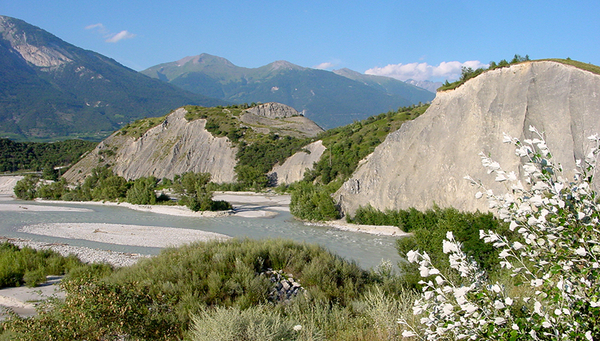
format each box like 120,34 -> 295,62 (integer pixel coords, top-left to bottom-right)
19,223 -> 230,248
0,236 -> 148,268
308,220 -> 411,237
0,175 -> 23,195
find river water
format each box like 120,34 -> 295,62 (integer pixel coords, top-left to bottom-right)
0,197 -> 402,270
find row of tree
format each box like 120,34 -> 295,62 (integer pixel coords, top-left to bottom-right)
14,166 -> 231,212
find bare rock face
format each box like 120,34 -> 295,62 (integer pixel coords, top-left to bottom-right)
336,61 -> 600,216
240,102 -> 324,138
245,102 -> 300,119
63,108 -> 237,183
268,140 -> 326,185
0,16 -> 73,69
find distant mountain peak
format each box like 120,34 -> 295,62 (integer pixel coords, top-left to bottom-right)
268,60 -> 304,71
176,53 -> 235,67
0,15 -> 73,69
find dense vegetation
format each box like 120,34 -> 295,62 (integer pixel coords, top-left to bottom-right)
184,104 -> 313,190
1,239 -> 410,340
0,242 -> 84,288
0,138 -> 97,174
13,167 -> 230,212
289,104 -> 428,221
349,205 -> 510,287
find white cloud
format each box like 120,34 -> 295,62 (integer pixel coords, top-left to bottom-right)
365,60 -> 488,82
85,23 -> 105,31
105,30 -> 136,43
314,62 -> 336,70
86,23 -> 135,43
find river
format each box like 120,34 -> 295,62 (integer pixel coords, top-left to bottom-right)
0,196 -> 402,270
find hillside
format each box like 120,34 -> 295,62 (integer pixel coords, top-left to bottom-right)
141,54 -> 434,129
335,60 -> 600,216
63,103 -> 323,184
0,15 -> 224,142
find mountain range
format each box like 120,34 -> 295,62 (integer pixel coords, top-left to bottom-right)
141,55 -> 435,129
0,15 -> 435,141
0,15 -> 223,141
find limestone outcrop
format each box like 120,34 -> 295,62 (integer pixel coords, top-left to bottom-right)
268,141 -> 326,185
240,103 -> 323,138
63,108 -> 237,183
336,61 -> 600,215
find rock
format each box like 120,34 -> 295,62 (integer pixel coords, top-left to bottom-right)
336,61 -> 600,215
63,108 -> 237,183
240,103 -> 324,138
268,140 -> 327,185
245,102 -> 300,119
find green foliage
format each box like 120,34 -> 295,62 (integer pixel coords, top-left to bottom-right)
0,242 -> 83,289
235,135 -> 311,190
36,178 -> 69,200
118,115 -> 168,139
305,105 -> 428,187
1,239 -> 375,340
126,176 -> 159,205
348,205 -> 509,287
13,174 -> 39,200
0,138 -> 96,173
172,172 -> 232,211
438,54 -> 533,91
2,278 -> 179,340
391,207 -> 509,288
289,181 -> 341,221
189,305 -> 300,341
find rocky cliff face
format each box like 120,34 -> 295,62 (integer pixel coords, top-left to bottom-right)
240,103 -> 323,138
269,140 -> 326,185
63,108 -> 237,183
336,61 -> 600,215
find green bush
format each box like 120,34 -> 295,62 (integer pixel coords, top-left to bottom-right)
289,182 -> 340,221
13,175 -> 39,200
126,176 -> 158,205
0,242 -> 85,289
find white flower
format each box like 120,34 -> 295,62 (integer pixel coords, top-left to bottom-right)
505,297 -> 513,306
493,300 -> 505,309
575,247 -> 587,256
586,331 -> 593,341
513,241 -> 524,250
406,250 -> 419,263
494,317 -> 506,325
402,330 -> 416,337
534,301 -> 543,315
475,191 -> 483,199
542,321 -> 551,328
443,303 -> 454,316
531,279 -> 544,287
293,325 -> 302,332
443,240 -> 459,254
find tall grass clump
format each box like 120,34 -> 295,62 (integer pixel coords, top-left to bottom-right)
0,242 -> 83,288
400,127 -> 600,340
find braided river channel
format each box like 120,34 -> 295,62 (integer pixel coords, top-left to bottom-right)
0,196 -> 402,270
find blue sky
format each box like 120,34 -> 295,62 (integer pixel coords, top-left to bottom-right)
2,0 -> 598,81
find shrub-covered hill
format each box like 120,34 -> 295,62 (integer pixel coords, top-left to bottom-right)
62,103 -> 322,188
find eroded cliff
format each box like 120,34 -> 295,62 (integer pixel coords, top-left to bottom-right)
336,61 -> 600,215
63,108 -> 237,183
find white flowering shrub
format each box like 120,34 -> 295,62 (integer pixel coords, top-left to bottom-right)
399,127 -> 600,340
